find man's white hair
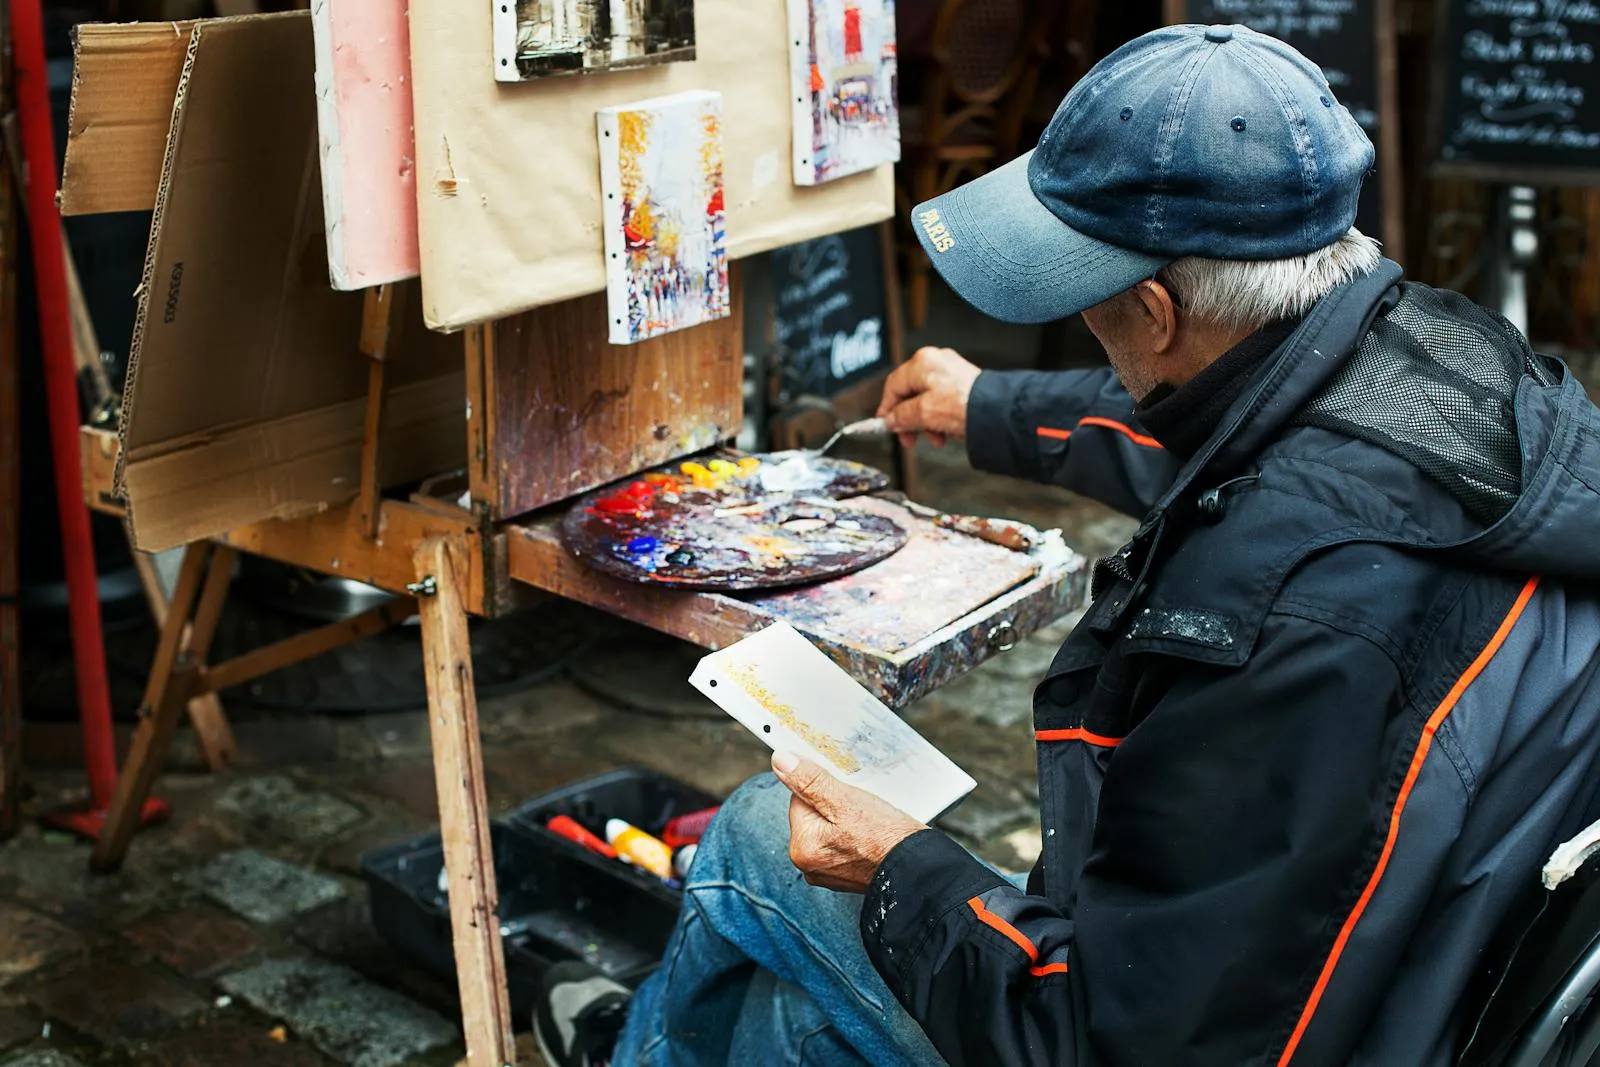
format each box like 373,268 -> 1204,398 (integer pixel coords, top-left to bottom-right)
1156,228 -> 1383,334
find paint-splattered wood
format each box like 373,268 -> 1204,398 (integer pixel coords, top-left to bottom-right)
413,536 -> 515,1067
748,496 -> 1039,654
506,504 -> 1089,707
484,273 -> 744,521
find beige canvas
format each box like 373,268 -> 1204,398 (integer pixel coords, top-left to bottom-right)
408,0 -> 894,331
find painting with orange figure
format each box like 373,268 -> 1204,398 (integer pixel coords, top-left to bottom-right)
598,90 -> 730,345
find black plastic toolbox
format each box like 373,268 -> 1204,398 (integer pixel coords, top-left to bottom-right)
502,767 -> 722,905
362,823 -> 679,1015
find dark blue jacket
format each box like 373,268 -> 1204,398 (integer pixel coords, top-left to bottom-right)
861,262 -> 1600,1066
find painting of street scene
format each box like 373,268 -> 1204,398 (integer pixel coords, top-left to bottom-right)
598,91 -> 730,345
501,0 -> 695,81
789,0 -> 899,184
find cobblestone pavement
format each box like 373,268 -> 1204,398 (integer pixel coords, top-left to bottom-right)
0,283 -> 1133,1067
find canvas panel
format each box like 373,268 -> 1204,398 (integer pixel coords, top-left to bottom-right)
408,0 -> 895,331
787,0 -> 900,185
492,0 -> 697,83
310,0 -> 421,289
598,90 -> 729,344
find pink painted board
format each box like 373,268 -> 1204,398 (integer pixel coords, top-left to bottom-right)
310,0 -> 420,290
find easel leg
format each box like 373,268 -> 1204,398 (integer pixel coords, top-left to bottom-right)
414,536 -> 515,1067
90,543 -> 218,871
130,546 -> 235,771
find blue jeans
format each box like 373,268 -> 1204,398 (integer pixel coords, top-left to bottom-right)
614,774 -> 1015,1066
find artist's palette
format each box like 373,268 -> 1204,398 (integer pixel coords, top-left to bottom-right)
561,453 -> 904,591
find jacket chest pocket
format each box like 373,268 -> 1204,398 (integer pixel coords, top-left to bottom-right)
1032,654 -> 1130,904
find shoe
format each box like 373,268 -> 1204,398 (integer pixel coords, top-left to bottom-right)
534,961 -> 631,1067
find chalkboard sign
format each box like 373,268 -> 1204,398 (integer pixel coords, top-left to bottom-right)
773,224 -> 891,401
1431,0 -> 1600,183
1165,0 -> 1405,259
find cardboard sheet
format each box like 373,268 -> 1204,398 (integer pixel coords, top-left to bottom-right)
310,0 -> 420,289
62,21 -> 196,216
406,0 -> 896,331
119,13 -> 462,551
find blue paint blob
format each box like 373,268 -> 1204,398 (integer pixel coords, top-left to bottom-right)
627,536 -> 659,554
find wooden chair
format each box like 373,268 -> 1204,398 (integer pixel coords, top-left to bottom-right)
896,0 -> 1056,328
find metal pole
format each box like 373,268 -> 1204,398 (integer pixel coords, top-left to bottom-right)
1493,184 -> 1539,338
9,0 -> 120,813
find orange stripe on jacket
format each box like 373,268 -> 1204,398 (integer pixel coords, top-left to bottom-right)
1036,416 -> 1163,449
1276,575 -> 1541,1066
1036,727 -> 1125,747
967,897 -> 1070,977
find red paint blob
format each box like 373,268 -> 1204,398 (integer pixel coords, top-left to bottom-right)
595,493 -> 644,514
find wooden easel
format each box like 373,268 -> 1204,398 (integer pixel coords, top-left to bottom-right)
89,286 -> 518,1065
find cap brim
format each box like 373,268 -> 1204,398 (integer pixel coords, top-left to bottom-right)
911,152 -> 1171,325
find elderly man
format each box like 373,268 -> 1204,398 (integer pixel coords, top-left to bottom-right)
536,23 -> 1600,1067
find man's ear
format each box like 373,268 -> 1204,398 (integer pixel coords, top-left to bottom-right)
1130,279 -> 1180,354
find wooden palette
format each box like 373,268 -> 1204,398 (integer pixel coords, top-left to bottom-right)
560,452 -> 903,591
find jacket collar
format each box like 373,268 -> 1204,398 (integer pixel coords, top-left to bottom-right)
1083,259 -> 1405,642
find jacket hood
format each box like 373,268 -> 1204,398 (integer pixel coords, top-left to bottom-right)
1295,276 -> 1600,581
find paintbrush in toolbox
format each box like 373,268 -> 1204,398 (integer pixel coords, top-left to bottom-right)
875,492 -> 1043,552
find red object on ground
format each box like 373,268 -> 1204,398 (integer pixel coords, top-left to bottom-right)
9,0 -> 167,838
547,815 -> 618,859
662,806 -> 721,848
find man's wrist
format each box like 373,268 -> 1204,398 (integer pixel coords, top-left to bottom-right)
866,821 -> 929,873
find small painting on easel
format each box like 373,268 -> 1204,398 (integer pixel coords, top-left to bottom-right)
493,0 -> 696,83
598,90 -> 731,346
787,0 -> 900,185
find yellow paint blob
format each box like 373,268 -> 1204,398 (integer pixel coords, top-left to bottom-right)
680,461 -> 718,489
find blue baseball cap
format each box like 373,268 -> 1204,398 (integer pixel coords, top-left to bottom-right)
911,24 -> 1375,324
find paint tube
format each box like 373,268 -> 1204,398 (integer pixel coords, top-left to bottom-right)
605,819 -> 674,880
662,805 -> 721,848
673,844 -> 698,878
547,815 -> 618,860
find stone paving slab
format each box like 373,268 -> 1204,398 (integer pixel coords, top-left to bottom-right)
0,1051 -> 89,1067
216,776 -> 367,847
28,963 -> 208,1047
317,816 -> 431,880
0,903 -> 83,988
0,1005 -> 42,1055
218,957 -> 457,1067
184,850 -> 347,925
123,907 -> 262,977
142,1020 -> 334,1067
351,762 -> 440,822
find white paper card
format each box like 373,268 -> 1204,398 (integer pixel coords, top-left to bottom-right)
689,622 -> 975,823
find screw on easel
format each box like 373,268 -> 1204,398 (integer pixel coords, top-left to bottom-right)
406,576 -> 438,597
